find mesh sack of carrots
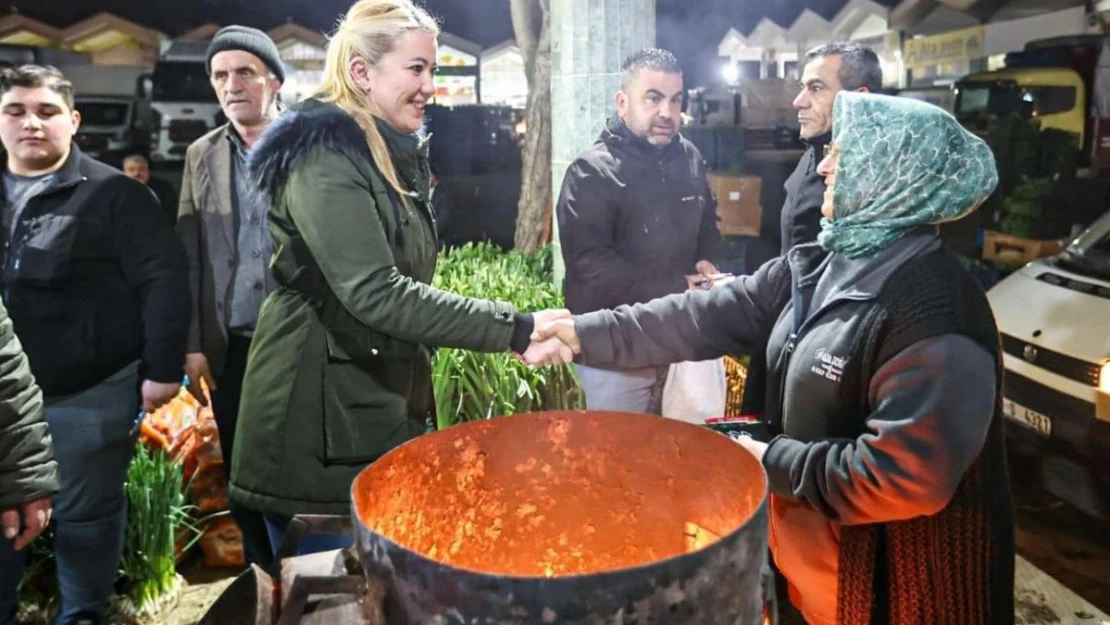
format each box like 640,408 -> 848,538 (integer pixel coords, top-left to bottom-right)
138,380 -> 245,567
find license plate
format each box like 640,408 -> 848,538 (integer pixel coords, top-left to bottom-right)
1002,397 -> 1052,437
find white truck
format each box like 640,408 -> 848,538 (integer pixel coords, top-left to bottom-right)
0,44 -> 88,69
60,64 -> 147,167
143,39 -> 223,162
986,210 -> 1110,518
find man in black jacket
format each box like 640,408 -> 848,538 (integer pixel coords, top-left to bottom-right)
556,48 -> 720,414
0,65 -> 189,625
743,43 -> 884,418
121,152 -> 179,225
781,42 -> 882,255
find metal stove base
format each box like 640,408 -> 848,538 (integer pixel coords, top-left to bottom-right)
199,515 -> 385,625
198,548 -> 384,625
198,514 -> 780,625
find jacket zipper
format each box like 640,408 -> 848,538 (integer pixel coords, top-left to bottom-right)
775,335 -> 797,433
775,293 -> 872,434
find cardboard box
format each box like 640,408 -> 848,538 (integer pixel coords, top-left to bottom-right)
708,173 -> 762,237
981,230 -> 1067,265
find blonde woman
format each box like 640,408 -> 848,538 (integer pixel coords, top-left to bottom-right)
233,0 -> 562,555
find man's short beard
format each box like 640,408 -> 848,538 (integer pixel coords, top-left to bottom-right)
644,130 -> 675,147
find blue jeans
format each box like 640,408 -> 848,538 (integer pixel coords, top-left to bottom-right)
574,363 -> 669,415
263,514 -> 352,558
0,362 -> 140,625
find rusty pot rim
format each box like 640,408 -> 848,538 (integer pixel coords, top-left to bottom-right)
350,410 -> 769,582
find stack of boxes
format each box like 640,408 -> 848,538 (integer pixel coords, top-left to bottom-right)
707,172 -> 764,276
708,172 -> 762,237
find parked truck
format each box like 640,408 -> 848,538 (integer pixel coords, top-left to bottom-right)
60,64 -> 148,167
986,210 -> 1110,519
894,85 -> 955,113
686,79 -> 802,150
143,39 -> 223,162
0,44 -> 89,69
963,35 -> 1110,519
954,35 -> 1110,173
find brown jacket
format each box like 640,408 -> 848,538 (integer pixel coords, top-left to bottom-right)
176,125 -> 239,376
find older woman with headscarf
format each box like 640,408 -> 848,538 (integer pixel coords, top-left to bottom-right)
529,92 -> 1014,625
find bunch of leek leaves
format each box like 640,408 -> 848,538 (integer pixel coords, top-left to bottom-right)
431,243 -> 583,429
117,443 -> 220,620
16,443 -> 219,623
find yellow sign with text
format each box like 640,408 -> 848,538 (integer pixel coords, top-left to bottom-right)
903,26 -> 985,68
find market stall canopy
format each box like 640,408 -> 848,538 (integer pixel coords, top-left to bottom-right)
0,13 -> 64,47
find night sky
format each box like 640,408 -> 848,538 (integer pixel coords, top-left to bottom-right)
13,0 -> 898,86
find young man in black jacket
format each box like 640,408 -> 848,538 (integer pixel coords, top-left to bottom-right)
556,48 -> 721,414
0,65 -> 189,625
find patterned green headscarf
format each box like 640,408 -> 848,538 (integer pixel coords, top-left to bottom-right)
817,91 -> 998,258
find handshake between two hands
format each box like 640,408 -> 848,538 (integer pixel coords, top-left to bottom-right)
517,309 -> 580,367
515,260 -> 722,368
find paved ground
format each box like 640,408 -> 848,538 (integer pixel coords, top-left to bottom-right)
1010,450 -> 1110,617
164,562 -> 237,625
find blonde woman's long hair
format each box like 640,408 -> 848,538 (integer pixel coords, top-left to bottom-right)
313,0 -> 439,200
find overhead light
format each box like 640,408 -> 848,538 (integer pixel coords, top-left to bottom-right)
721,63 -> 740,85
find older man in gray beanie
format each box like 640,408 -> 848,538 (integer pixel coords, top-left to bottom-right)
176,24 -> 284,568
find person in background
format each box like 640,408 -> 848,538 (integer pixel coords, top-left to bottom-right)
232,0 -> 565,557
121,153 -> 177,224
528,92 -> 1014,625
175,24 -> 286,569
781,42 -> 881,255
0,64 -> 189,625
740,42 -> 884,422
555,47 -> 721,415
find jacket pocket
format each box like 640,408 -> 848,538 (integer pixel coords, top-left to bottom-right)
319,294 -> 422,361
13,214 -> 79,283
319,331 -> 417,465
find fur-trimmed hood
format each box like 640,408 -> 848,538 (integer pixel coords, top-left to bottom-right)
248,98 -> 429,200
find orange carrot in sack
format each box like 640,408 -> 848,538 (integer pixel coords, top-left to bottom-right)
139,419 -> 171,450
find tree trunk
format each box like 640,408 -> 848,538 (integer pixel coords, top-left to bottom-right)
512,1 -> 552,253
509,0 -> 540,81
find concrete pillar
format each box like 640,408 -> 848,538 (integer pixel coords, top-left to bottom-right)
550,0 -> 656,281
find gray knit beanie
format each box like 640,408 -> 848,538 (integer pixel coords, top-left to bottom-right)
205,25 -> 285,83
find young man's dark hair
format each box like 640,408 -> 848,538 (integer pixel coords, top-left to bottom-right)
804,42 -> 883,93
0,65 -> 75,110
620,48 -> 682,89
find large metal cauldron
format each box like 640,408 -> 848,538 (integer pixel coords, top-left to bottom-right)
351,410 -> 768,625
